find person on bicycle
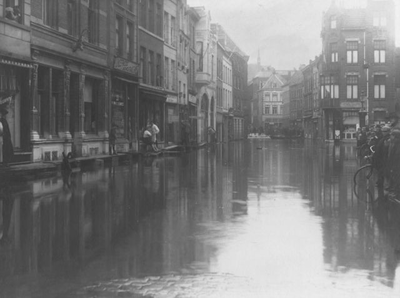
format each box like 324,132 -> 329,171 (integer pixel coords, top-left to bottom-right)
359,127 -> 367,147
373,125 -> 391,189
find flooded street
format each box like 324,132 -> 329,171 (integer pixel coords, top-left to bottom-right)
1,140 -> 400,298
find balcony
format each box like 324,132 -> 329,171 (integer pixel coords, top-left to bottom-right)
195,72 -> 211,87
320,98 -> 340,109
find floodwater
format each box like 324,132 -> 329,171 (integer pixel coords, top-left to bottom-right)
1,140 -> 400,298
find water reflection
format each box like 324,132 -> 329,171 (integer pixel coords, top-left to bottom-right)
0,141 -> 399,297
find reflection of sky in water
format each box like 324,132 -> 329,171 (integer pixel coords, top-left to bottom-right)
199,186 -> 400,297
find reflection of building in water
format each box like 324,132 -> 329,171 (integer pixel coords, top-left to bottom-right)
0,162 -> 168,278
232,142 -> 248,215
307,143 -> 400,287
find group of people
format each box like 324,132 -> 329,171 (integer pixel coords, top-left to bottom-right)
141,121 -> 160,152
356,113 -> 400,197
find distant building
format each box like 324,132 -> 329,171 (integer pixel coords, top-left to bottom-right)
288,69 -> 304,131
259,73 -> 287,134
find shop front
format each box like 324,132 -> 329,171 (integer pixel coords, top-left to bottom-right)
139,86 -> 166,148
0,57 -> 32,163
165,95 -> 179,145
111,57 -> 140,152
30,55 -> 110,161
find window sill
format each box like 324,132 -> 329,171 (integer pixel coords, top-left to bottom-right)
0,17 -> 30,31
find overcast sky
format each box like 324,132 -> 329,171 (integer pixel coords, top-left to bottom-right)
187,0 -> 400,70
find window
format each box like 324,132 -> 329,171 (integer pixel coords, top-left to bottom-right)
374,75 -> 386,99
374,40 -> 386,63
43,0 -> 58,28
373,12 -> 387,27
88,0 -> 99,44
156,54 -> 162,87
164,58 -> 169,89
148,51 -> 154,85
4,0 -> 23,24
140,47 -> 146,83
196,41 -> 203,71
156,3 -> 162,37
346,76 -> 358,99
211,55 -> 214,80
330,15 -> 337,29
116,16 -> 123,56
265,93 -> 270,101
127,0 -> 134,11
321,76 -> 339,99
127,22 -> 133,60
330,43 -> 338,62
164,13 -> 169,43
272,94 -> 278,102
140,0 -> 147,27
84,78 -> 99,134
148,0 -> 154,33
171,60 -> 176,91
67,0 -> 79,36
264,106 -> 270,115
272,106 -> 278,114
346,41 -> 358,64
171,16 -> 176,47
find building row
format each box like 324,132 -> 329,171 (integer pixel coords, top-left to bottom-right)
248,0 -> 400,142
0,0 -> 249,163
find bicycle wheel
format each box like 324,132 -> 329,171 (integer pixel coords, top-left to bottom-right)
353,164 -> 373,185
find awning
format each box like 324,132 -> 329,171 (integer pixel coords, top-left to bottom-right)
343,116 -> 359,125
0,58 -> 33,68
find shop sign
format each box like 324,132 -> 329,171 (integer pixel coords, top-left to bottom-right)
114,57 -> 139,76
166,95 -> 178,103
340,102 -> 361,109
189,94 -> 197,104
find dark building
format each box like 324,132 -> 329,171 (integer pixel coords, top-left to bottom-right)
138,0 -> 166,145
111,0 -> 140,152
0,0 -> 32,163
320,0 -> 396,141
30,0 -> 111,160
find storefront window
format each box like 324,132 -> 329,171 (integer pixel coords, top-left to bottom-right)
84,78 -> 99,134
112,79 -> 126,139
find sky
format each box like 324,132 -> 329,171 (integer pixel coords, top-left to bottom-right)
187,0 -> 400,70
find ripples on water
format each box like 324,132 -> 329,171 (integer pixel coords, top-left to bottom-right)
0,140 -> 400,297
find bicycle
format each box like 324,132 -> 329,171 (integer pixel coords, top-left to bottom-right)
353,145 -> 377,203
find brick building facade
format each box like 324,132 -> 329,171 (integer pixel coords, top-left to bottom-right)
321,0 -> 397,141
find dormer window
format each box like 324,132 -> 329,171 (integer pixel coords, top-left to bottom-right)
330,15 -> 337,29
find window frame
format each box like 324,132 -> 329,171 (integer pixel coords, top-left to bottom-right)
374,75 -> 386,99
346,75 -> 358,99
346,41 -> 359,64
374,40 -> 386,64
4,0 -> 23,24
88,0 -> 99,45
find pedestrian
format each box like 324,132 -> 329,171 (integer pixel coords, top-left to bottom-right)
142,125 -> 153,152
355,127 -> 361,147
147,121 -> 160,152
109,125 -> 117,155
387,128 -> 400,196
373,125 -> 391,189
0,106 -> 13,166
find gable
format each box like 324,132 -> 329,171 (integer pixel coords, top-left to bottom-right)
263,74 -> 285,89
